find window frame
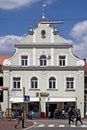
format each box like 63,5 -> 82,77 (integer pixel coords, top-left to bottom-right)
12,77 -> 22,89
39,55 -> 47,67
31,77 -> 38,89
19,53 -> 30,67
59,55 -> 66,66
65,76 -> 75,90
48,77 -> 56,89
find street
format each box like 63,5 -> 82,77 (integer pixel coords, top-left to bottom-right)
28,128 -> 87,130
26,119 -> 87,130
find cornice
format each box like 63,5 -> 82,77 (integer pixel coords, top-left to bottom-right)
3,66 -> 84,71
15,44 -> 72,49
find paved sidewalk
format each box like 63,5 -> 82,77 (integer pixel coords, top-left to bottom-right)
0,119 -> 34,130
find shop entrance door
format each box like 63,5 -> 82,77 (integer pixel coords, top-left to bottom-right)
46,103 -> 57,118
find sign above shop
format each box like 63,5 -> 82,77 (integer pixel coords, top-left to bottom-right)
24,95 -> 30,102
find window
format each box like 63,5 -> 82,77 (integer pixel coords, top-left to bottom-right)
21,55 -> 28,66
41,30 -> 46,38
13,77 -> 21,89
59,56 -> 66,66
66,77 -> 74,90
49,77 -> 56,89
40,55 -> 47,66
31,77 -> 38,89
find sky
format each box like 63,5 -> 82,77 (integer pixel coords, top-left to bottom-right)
0,0 -> 87,60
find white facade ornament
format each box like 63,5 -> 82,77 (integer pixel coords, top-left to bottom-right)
76,60 -> 84,66
3,59 -> 11,66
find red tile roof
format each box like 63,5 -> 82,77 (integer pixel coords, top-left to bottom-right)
0,55 -> 12,65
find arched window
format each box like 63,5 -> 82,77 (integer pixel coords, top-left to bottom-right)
49,77 -> 56,89
31,77 -> 38,89
40,55 -> 47,66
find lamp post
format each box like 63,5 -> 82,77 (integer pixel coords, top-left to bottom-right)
22,87 -> 25,128
47,96 -> 50,118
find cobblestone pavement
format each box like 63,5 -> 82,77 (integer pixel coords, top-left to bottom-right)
0,119 -> 34,130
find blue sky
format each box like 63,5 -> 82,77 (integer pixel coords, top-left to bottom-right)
0,0 -> 87,60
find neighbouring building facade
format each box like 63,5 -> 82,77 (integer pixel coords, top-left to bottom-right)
0,55 -> 12,106
2,12 -> 85,118
84,62 -> 87,116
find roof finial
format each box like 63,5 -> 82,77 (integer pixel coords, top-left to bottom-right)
42,3 -> 46,19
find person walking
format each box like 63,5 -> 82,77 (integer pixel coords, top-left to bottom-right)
15,107 -> 25,128
68,105 -> 78,124
76,109 -> 83,125
68,106 -> 74,124
62,109 -> 65,119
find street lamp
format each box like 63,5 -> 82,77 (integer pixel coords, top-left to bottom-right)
22,87 -> 25,128
47,97 -> 50,118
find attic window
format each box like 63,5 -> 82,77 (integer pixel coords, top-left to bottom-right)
41,30 -> 46,38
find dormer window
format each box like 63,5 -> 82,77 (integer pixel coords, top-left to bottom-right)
41,30 -> 46,38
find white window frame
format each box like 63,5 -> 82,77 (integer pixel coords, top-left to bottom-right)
47,74 -> 57,90
19,53 -> 30,66
57,54 -> 67,66
29,75 -> 39,89
39,55 -> 47,67
11,75 -> 22,90
64,76 -> 75,90
31,77 -> 38,89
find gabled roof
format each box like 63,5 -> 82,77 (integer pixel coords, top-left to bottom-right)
0,55 -> 12,65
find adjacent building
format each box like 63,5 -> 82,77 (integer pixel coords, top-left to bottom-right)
0,55 -> 11,111
3,12 -> 85,118
84,62 -> 87,116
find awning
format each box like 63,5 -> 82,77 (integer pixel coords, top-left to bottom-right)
10,97 -> 76,103
45,97 -> 76,102
10,97 -> 39,103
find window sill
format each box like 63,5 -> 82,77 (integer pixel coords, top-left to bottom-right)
29,89 -> 40,91
12,89 -> 22,91
47,89 -> 58,91
65,89 -> 75,91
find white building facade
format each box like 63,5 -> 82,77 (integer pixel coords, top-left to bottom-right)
3,16 -> 85,118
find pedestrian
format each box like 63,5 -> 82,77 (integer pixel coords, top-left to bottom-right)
68,106 -> 74,124
76,109 -> 83,125
62,109 -> 65,119
31,110 -> 34,119
68,105 -> 77,124
15,108 -> 23,128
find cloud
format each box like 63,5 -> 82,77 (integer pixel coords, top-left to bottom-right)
0,0 -> 39,10
70,21 -> 87,60
70,21 -> 87,40
44,0 -> 57,5
0,35 -> 23,54
0,0 -> 57,10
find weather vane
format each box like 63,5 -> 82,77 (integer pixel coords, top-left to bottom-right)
42,3 -> 46,18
